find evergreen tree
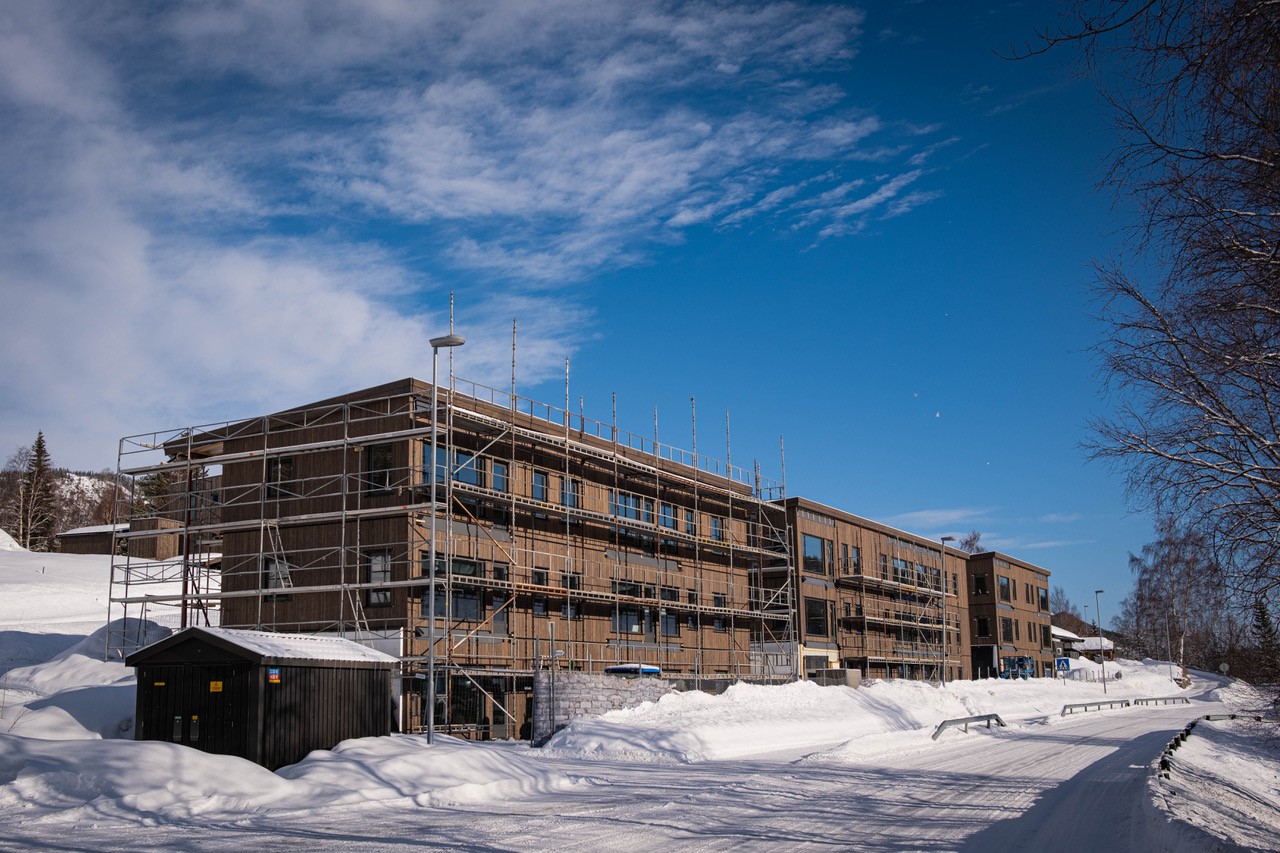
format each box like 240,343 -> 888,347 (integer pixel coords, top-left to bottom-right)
1252,597 -> 1280,683
20,432 -> 59,551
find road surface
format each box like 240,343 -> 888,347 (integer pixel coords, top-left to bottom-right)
3,702 -> 1215,852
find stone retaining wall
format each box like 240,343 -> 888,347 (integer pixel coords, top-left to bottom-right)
532,670 -> 675,745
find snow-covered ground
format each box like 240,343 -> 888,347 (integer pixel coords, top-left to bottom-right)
1,537 -> 1276,851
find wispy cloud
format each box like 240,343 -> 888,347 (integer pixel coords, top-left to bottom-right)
1040,512 -> 1084,524
886,507 -> 994,530
0,1 -> 959,467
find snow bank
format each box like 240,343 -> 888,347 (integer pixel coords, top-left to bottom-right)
0,527 -> 23,551
1148,716 -> 1280,852
545,658 -> 1195,764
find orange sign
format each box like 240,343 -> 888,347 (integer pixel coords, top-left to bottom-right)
210,681 -> 223,693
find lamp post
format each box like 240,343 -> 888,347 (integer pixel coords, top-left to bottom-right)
1094,589 -> 1107,695
427,332 -> 464,744
939,536 -> 955,685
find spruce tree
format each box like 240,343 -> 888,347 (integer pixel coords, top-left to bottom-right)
21,432 -> 59,551
1252,597 -> 1280,682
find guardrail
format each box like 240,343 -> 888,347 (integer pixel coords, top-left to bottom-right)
1133,697 -> 1191,706
1061,699 -> 1132,716
1157,713 -> 1266,776
932,713 -> 1007,740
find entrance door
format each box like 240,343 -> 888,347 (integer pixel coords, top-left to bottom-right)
138,662 -> 252,759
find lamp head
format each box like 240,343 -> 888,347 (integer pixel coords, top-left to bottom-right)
429,333 -> 466,349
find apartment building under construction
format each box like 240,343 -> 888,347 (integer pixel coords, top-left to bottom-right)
107,377 -> 795,737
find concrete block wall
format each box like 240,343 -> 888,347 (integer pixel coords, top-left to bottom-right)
532,670 -> 675,745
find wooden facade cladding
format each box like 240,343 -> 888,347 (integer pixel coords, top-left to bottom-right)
784,497 -> 972,682
965,551 -> 1054,678
110,377 -> 796,735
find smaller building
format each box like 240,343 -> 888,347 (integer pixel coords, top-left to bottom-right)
58,523 -> 126,555
126,626 -> 398,769
1079,635 -> 1116,661
1051,625 -> 1084,659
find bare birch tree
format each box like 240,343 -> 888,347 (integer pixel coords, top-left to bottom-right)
1030,1 -> 1280,594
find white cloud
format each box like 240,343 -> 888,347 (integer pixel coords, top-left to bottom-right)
0,1 -> 957,468
885,507 -> 994,530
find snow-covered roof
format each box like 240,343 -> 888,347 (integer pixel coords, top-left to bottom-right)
1079,636 -> 1115,652
127,626 -> 399,667
1051,626 -> 1083,641
59,524 -> 127,536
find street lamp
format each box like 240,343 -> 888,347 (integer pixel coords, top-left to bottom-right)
939,536 -> 955,686
427,332 -> 464,744
1094,589 -> 1107,695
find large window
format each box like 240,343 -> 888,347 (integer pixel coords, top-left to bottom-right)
1041,624 -> 1052,648
262,555 -> 291,599
659,502 -> 677,530
612,607 -> 643,634
685,509 -> 697,536
426,445 -> 485,488
365,444 -> 394,493
802,534 -> 829,575
804,598 -> 831,637
532,470 -> 548,503
713,593 -> 727,632
998,576 -> 1012,602
561,477 -> 580,508
425,586 -> 483,621
1000,617 -> 1014,642
1038,587 -> 1049,612
710,516 -> 726,542
973,575 -> 989,595
265,456 -> 294,499
492,460 -> 509,493
366,550 -> 391,608
976,617 -> 991,638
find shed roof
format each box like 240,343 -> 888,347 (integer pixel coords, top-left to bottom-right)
1051,625 -> 1083,641
60,523 -> 127,536
125,626 -> 399,668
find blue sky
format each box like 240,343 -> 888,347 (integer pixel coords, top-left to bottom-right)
0,1 -> 1144,622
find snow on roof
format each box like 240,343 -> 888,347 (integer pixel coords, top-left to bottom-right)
1079,636 -> 1115,651
137,626 -> 399,666
59,524 -> 127,536
1051,625 -> 1083,641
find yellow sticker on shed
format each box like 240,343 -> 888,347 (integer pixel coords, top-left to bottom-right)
210,681 -> 223,693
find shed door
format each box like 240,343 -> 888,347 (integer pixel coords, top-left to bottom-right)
139,663 -> 252,758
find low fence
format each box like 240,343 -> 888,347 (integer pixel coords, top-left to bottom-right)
931,713 -> 1006,740
1133,697 -> 1190,707
1061,699 -> 1132,716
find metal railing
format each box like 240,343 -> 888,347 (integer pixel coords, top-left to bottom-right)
1061,699 -> 1131,716
932,713 -> 1007,740
1133,696 -> 1191,706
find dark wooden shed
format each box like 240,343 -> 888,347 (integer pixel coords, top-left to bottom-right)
125,626 -> 398,770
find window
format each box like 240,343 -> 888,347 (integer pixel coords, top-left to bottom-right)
366,444 -> 394,493
532,568 -> 548,587
562,572 -> 582,591
974,575 -> 989,595
492,460 -> 509,493
425,445 -> 485,488
879,553 -> 888,580
427,587 -> 483,621
491,596 -> 508,635
366,550 -> 391,608
685,509 -> 697,536
659,503 -> 677,530
1038,587 -> 1049,612
532,470 -> 548,503
532,597 -> 547,616
642,498 -> 655,524
660,608 -> 680,637
1000,617 -> 1014,642
713,593 -> 727,632
492,563 -> 509,582
850,545 -> 862,572
1025,582 -> 1032,603
265,456 -> 294,499
710,516 -> 725,542
803,534 -> 828,574
804,598 -> 830,637
561,601 -> 580,620
561,477 -> 580,508
1014,620 -> 1021,641
1041,624 -> 1052,648
612,607 -> 643,634
843,602 -> 852,618
998,576 -> 1012,602
453,450 -> 485,488
611,490 -> 641,520
976,617 -> 991,638
262,555 -> 291,599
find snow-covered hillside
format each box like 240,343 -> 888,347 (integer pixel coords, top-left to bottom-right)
1,544 -> 1276,852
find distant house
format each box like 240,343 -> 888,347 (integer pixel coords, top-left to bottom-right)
1051,625 -> 1084,659
58,519 -> 184,559
58,523 -> 126,555
1079,635 -> 1116,661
